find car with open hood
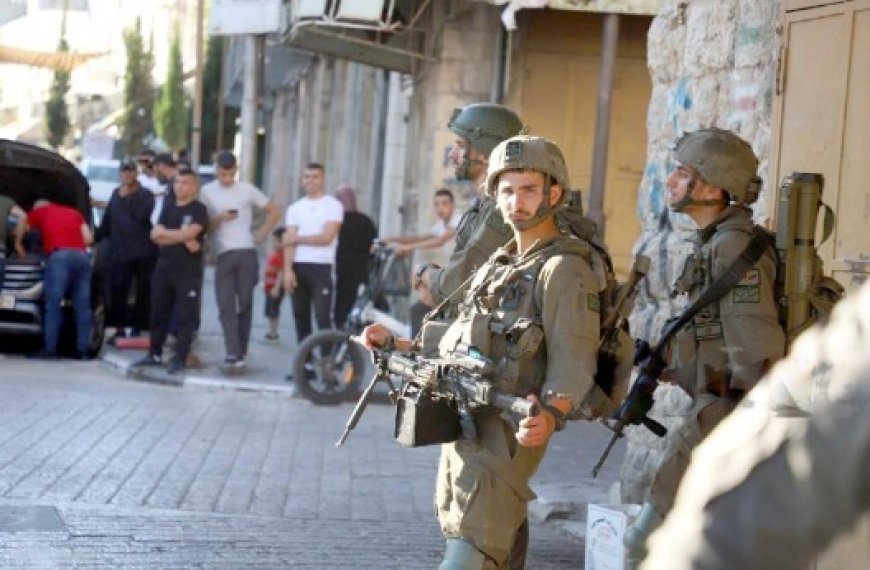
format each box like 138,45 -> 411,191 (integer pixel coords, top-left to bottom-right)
0,138 -> 106,357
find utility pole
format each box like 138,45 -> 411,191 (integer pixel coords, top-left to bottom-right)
191,0 -> 205,168
239,34 -> 263,183
588,12 -> 620,239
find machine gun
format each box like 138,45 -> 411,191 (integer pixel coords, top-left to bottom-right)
336,342 -> 539,447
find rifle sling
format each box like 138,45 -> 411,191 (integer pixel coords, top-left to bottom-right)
654,226 -> 770,354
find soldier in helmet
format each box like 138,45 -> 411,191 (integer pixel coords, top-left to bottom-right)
414,103 -> 524,313
642,279 -> 870,569
623,128 -> 787,566
361,136 -> 603,569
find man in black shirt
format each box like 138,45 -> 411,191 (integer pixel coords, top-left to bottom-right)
96,161 -> 157,341
334,185 -> 377,328
134,168 -> 208,374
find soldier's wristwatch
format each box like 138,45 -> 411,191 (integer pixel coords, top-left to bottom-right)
541,403 -> 567,432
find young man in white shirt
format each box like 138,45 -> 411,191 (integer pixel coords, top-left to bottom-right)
282,163 -> 343,349
383,188 -> 461,336
201,151 -> 282,374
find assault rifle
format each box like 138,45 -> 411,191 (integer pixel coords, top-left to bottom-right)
591,339 -> 668,478
336,342 -> 539,447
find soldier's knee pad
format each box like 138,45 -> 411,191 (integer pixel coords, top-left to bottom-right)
439,538 -> 486,570
624,502 -> 664,569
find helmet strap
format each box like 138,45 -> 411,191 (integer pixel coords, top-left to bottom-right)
669,174 -> 728,212
455,140 -> 483,181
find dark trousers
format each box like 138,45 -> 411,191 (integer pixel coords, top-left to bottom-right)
214,249 -> 259,359
108,256 -> 156,332
410,300 -> 430,339
334,266 -> 366,329
149,268 -> 201,363
290,262 -> 334,343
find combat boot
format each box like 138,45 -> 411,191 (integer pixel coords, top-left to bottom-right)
439,538 -> 485,570
624,502 -> 664,569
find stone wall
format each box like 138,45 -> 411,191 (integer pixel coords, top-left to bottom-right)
621,0 -> 783,503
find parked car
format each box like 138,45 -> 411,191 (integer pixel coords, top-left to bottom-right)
78,157 -> 119,226
0,139 -> 106,357
197,163 -> 216,186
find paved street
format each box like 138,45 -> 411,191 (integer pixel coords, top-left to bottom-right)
0,268 -> 624,567
0,355 -> 622,568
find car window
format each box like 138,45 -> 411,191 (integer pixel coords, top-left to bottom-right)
86,165 -> 118,182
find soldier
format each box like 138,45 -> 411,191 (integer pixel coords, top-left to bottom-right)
361,136 -> 603,569
623,128 -> 787,565
414,103 -> 523,312
643,280 -> 870,569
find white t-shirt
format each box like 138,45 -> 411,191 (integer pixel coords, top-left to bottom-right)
138,173 -> 165,226
284,194 -> 344,264
428,211 -> 462,266
200,180 -> 270,254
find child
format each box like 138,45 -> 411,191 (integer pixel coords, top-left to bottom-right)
263,227 -> 285,342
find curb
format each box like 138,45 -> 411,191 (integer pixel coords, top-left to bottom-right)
100,352 -> 299,396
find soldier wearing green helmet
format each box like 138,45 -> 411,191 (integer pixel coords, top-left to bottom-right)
623,128 -> 786,568
361,135 -> 604,568
414,103 -> 524,313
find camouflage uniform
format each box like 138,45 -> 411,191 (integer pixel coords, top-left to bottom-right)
643,280 -> 870,570
435,235 -> 601,567
428,196 -> 512,307
650,203 -> 786,514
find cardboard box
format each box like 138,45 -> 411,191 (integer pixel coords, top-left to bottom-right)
585,503 -> 641,570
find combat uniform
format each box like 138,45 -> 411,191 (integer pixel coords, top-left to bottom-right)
649,203 -> 786,514
434,234 -> 601,567
428,196 -> 512,307
643,280 -> 870,570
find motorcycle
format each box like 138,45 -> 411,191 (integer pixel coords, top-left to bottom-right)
293,241 -> 411,405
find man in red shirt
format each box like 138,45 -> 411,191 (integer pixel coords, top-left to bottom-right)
26,199 -> 94,358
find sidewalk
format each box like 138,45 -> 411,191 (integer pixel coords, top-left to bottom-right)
100,266 -> 626,543
102,267 -> 302,394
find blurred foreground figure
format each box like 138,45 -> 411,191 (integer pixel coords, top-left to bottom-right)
642,280 -> 870,570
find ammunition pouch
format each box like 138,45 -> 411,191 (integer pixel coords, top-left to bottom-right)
419,318 -> 452,358
394,382 -> 462,448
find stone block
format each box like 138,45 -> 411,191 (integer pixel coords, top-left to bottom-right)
683,0 -> 738,76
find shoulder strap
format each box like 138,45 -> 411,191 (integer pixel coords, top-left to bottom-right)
654,225 -> 771,354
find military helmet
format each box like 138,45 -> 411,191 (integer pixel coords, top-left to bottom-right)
447,103 -> 524,156
673,127 -> 761,204
485,135 -> 571,202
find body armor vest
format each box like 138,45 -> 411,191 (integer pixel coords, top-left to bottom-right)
438,236 -> 594,398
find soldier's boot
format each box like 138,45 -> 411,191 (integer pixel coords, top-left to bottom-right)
624,502 -> 664,569
439,538 -> 485,570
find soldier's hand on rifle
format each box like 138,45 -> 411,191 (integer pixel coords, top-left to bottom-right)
517,394 -> 559,447
360,324 -> 391,349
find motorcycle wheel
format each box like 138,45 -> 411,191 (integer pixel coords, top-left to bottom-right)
293,329 -> 366,406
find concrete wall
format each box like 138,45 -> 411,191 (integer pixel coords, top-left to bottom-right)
402,1 -> 502,265
264,58 -> 389,221
621,0 -> 783,503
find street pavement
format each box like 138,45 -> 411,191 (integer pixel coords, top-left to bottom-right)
0,268 -> 625,567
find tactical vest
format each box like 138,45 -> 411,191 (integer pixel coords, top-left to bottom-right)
437,236 -> 598,399
670,206 -> 785,393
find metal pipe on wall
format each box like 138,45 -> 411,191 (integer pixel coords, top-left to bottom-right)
588,12 -> 620,238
